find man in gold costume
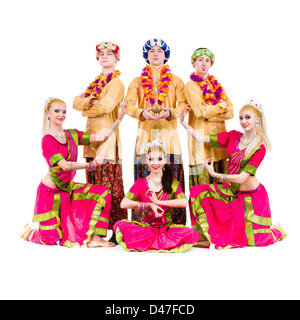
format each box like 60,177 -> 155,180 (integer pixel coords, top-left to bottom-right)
73,41 -> 127,243
124,38 -> 187,224
184,47 -> 234,188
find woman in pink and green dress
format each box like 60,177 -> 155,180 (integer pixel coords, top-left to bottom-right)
113,140 -> 199,253
20,97 -> 127,248
180,100 -> 286,249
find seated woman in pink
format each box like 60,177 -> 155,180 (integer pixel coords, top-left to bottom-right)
20,97 -> 127,248
180,99 -> 286,249
113,140 -> 199,253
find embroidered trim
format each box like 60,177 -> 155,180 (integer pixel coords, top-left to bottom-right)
81,132 -> 91,146
49,153 -> 64,166
209,134 -> 220,148
32,193 -> 61,222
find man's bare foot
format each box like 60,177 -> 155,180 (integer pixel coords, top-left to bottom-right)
193,240 -> 210,248
87,235 -> 115,248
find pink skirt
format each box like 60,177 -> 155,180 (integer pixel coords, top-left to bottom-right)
113,220 -> 199,253
189,183 -> 286,249
22,182 -> 111,247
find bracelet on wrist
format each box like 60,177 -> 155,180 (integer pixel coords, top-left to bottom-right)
87,158 -> 99,171
137,202 -> 148,212
217,174 -> 230,183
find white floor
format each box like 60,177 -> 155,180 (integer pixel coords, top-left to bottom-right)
1,224 -> 298,300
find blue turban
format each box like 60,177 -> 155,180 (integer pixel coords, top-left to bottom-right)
142,38 -> 170,64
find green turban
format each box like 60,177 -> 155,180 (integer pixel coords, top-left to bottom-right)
191,48 -> 215,66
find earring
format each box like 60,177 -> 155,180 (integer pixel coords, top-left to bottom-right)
163,165 -> 165,171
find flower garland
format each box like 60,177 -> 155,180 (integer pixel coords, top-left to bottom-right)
140,65 -> 172,106
190,73 -> 227,105
83,70 -> 121,99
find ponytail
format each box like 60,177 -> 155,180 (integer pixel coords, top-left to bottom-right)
162,164 -> 173,194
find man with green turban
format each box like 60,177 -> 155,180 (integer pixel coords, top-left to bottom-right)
191,48 -> 215,66
184,47 -> 234,191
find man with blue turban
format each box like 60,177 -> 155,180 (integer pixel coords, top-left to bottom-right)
142,38 -> 170,64
124,38 -> 187,225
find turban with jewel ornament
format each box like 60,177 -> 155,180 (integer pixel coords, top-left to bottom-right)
191,48 -> 215,66
96,41 -> 120,61
143,38 -> 170,64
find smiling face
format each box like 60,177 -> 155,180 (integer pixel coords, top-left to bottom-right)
239,109 -> 260,132
147,45 -> 166,67
97,48 -> 117,69
47,102 -> 67,126
147,150 -> 167,173
193,54 -> 212,77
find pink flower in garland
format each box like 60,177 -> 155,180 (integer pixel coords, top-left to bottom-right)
190,73 -> 227,105
141,65 -> 172,106
83,70 -> 121,99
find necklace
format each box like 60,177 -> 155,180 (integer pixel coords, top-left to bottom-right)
190,73 -> 227,105
51,128 -> 65,139
242,135 -> 254,146
147,176 -> 162,190
140,65 -> 172,106
83,70 -> 121,100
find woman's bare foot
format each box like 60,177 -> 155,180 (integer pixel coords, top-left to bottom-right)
87,235 -> 116,248
20,224 -> 31,238
274,221 -> 283,230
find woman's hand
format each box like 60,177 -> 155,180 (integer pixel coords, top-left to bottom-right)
146,190 -> 159,204
118,100 -> 128,121
203,156 -> 215,177
148,203 -> 164,218
180,104 -> 191,123
94,153 -> 105,166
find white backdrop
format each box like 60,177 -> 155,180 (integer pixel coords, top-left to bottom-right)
1,0 -> 299,300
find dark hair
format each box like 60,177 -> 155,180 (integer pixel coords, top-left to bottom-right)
162,164 -> 173,194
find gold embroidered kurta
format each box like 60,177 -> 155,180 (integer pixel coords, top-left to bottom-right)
73,77 -> 124,161
125,65 -> 187,156
184,79 -> 234,165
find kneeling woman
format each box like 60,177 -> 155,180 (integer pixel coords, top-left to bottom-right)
20,97 -> 127,248
113,140 -> 199,252
180,100 -> 286,249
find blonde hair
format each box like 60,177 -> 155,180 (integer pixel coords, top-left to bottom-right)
145,139 -> 167,155
42,98 -> 66,137
240,107 -> 271,157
